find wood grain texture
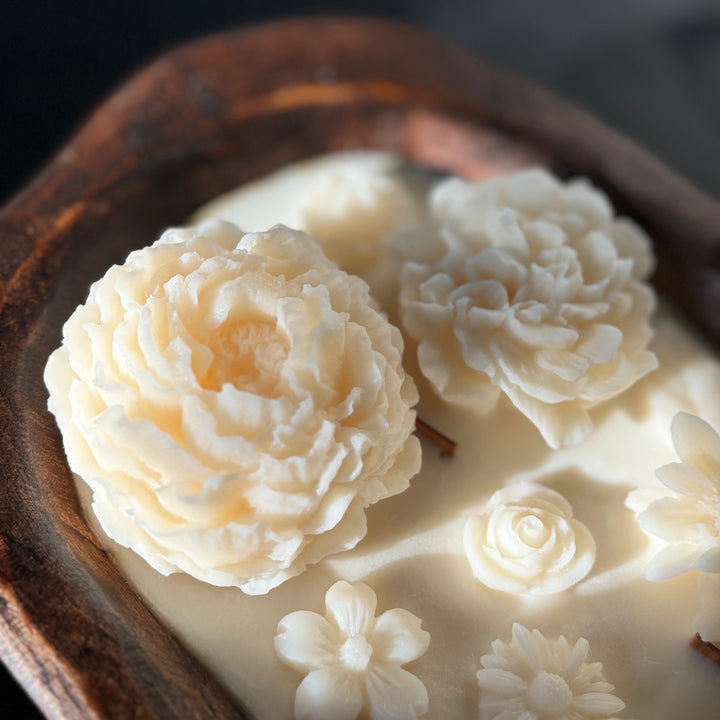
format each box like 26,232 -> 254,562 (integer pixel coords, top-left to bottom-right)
1,16 -> 719,720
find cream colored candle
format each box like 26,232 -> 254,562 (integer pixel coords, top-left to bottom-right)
51,153 -> 720,720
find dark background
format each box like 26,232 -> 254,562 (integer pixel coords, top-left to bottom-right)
2,0 -> 720,716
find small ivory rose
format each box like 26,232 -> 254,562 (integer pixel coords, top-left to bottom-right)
275,581 -> 430,720
636,412 -> 720,582
477,623 -> 626,720
464,483 -> 595,595
399,169 -> 658,448
44,221 -> 420,594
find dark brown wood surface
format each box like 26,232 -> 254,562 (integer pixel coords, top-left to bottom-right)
1,16 -> 719,720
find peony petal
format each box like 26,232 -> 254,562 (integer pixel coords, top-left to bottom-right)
501,382 -> 593,449
505,313 -> 578,349
536,348 -> 590,383
275,611 -> 340,672
325,581 -> 378,637
573,324 -> 622,366
365,664 -> 428,720
370,609 -> 430,665
295,666 -> 364,720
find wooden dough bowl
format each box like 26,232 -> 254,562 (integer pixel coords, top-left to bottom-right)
1,16 -> 719,720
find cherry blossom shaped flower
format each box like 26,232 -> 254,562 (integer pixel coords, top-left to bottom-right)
464,483 -> 596,595
44,221 -> 420,594
636,412 -> 720,582
477,623 -> 626,720
275,581 -> 430,720
399,169 -> 657,448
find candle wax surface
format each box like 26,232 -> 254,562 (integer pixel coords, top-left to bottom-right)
75,153 -> 720,720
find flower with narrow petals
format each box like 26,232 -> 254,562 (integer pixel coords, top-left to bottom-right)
275,581 -> 430,720
477,623 -> 625,720
399,169 -> 657,448
636,412 -> 720,582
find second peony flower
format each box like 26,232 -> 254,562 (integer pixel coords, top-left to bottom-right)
399,169 -> 658,448
44,221 -> 421,594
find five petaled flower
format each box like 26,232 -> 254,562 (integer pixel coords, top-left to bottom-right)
637,412 -> 720,582
275,581 -> 430,720
477,623 -> 625,720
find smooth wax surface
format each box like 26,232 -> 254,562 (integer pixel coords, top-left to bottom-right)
78,309 -> 720,720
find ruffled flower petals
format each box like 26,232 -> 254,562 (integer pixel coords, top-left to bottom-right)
501,383 -> 594,449
44,222 -> 421,594
398,170 -> 657,448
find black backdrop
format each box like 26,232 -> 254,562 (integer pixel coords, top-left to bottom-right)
4,0 -> 720,205
2,0 -> 720,716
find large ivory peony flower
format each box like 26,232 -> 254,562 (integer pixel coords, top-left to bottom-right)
275,580 -> 430,720
44,221 -> 420,594
636,412 -> 720,582
464,483 -> 595,595
399,169 -> 657,448
477,623 -> 626,720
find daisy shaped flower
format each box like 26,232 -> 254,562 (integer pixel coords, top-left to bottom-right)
637,412 -> 720,582
275,581 -> 430,720
477,623 -> 625,720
